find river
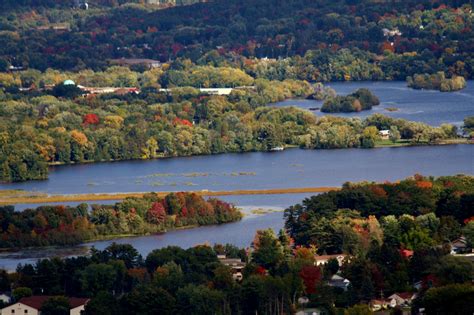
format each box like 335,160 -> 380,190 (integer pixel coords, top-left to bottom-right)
1,145 -> 472,195
0,145 -> 473,270
0,80 -> 473,270
272,81 -> 474,126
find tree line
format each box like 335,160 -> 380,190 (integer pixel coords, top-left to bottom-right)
407,72 -> 467,91
0,192 -> 241,248
321,88 -> 380,113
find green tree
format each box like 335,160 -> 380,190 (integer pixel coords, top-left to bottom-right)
361,126 -> 379,148
79,263 -> 117,295
40,296 -> 71,315
84,291 -> 119,315
389,126 -> 400,143
12,287 -> 32,301
423,284 -> 474,315
251,229 -> 285,271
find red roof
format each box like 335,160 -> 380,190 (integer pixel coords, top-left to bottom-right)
395,292 -> 415,300
399,249 -> 414,258
19,296 -> 89,310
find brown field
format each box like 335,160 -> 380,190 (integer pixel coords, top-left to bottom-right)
0,187 -> 339,206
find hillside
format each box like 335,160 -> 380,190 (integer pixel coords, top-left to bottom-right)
0,0 -> 472,79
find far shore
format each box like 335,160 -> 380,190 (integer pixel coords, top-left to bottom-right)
0,187 -> 339,206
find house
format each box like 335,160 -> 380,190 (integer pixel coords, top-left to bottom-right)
199,88 -> 233,95
0,292 -> 11,304
413,281 -> 423,291
218,255 -> 246,281
296,308 -> 322,315
379,129 -> 390,140
77,85 -> 140,96
450,236 -> 469,254
37,23 -> 70,32
400,249 -> 414,259
369,299 -> 391,312
388,292 -> 418,307
1,296 -> 89,315
109,58 -> 161,69
382,28 -> 402,37
314,254 -> 347,266
328,274 -> 351,291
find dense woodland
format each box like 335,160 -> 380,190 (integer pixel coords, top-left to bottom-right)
0,0 -> 472,81
0,64 -> 464,182
0,192 -> 241,248
0,175 -> 471,314
321,88 -> 380,113
407,72 -> 467,91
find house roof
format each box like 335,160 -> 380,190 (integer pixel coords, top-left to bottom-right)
451,236 -> 468,247
400,249 -> 414,258
331,274 -> 345,281
315,254 -> 346,261
19,296 -> 89,310
389,292 -> 416,300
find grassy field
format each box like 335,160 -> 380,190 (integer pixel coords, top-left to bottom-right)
375,138 -> 472,148
0,187 -> 339,206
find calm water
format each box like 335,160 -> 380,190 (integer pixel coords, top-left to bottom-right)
0,207 -> 289,271
1,146 -> 472,195
0,145 -> 473,269
273,81 -> 474,126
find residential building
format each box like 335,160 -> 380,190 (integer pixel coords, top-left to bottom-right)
314,254 -> 347,266
369,299 -> 391,312
450,236 -> 469,254
296,308 -> 322,315
1,296 -> 89,315
388,292 -> 418,307
379,129 -> 390,140
109,58 -> 161,69
328,274 -> 351,291
218,255 -> 246,281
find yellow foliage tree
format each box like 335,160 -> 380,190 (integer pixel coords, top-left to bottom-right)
70,130 -> 88,146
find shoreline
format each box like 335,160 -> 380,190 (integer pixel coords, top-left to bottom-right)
0,187 -> 339,205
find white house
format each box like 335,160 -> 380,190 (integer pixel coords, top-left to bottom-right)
218,255 -> 246,281
1,296 -> 89,315
296,308 -> 322,315
314,254 -> 347,266
379,129 -> 390,140
328,274 -> 351,291
388,292 -> 418,307
450,236 -> 469,254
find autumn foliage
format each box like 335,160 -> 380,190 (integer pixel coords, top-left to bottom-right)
0,192 -> 242,248
172,117 -> 193,127
83,113 -> 100,125
299,265 -> 322,294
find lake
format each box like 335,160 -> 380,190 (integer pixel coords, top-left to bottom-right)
0,145 -> 472,270
272,81 -> 474,126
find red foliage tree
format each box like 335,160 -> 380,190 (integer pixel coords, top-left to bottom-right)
256,266 -> 267,275
145,202 -> 166,224
299,265 -> 322,294
83,113 -> 100,125
172,117 -> 193,127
